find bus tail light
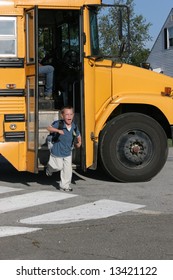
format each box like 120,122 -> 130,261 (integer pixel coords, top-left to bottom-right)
6,84 -> 16,89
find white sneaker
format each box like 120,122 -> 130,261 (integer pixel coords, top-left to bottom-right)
59,187 -> 73,192
46,168 -> 52,176
45,95 -> 53,100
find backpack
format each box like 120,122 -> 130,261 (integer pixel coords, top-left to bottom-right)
46,120 -> 64,150
46,120 -> 78,150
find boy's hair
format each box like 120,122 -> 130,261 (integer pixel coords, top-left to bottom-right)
61,106 -> 74,114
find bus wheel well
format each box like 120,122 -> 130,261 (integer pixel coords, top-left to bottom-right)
107,103 -> 171,139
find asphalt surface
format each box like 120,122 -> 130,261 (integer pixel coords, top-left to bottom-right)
0,149 -> 173,260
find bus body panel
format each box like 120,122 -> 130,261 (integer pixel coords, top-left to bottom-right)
0,69 -> 25,88
85,61 -> 173,140
0,142 -> 26,171
14,0 -> 102,7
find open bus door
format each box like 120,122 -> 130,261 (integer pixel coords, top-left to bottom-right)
25,6 -> 39,173
81,6 -> 96,170
81,4 -> 130,170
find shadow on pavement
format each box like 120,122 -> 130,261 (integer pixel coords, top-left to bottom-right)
0,155 -> 114,188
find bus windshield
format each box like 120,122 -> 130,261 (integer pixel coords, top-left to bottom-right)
89,5 -> 130,59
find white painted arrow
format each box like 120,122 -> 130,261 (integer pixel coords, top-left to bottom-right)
0,186 -> 23,194
0,226 -> 41,237
0,191 -> 77,213
20,199 -> 145,225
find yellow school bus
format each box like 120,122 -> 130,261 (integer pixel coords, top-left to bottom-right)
0,0 -> 173,182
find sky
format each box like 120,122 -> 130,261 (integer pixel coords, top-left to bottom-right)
134,0 -> 173,49
103,0 -> 173,50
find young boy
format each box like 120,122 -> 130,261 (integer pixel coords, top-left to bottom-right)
46,106 -> 81,191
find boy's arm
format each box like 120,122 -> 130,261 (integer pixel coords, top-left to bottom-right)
75,134 -> 82,148
46,125 -> 64,135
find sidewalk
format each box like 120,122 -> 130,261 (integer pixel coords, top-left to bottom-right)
168,147 -> 173,157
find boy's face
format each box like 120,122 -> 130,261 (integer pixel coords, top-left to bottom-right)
62,109 -> 74,125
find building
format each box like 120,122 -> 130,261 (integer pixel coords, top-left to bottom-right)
147,8 -> 173,77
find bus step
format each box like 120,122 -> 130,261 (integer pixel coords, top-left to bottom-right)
39,110 -> 60,129
39,99 -> 55,110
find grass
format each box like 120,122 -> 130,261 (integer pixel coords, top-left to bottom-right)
168,139 -> 173,147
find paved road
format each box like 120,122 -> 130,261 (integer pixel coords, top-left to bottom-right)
0,149 -> 173,260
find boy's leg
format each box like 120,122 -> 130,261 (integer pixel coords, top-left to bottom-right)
46,155 -> 63,175
59,155 -> 72,190
39,65 -> 54,95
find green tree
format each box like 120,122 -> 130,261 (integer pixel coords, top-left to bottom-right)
100,0 -> 152,66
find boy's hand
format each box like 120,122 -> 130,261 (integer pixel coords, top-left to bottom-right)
75,135 -> 81,148
57,129 -> 64,135
75,141 -> 81,148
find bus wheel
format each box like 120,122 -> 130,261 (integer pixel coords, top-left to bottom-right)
99,112 -> 168,182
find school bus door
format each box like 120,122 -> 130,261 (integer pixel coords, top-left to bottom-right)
25,6 -> 39,173
82,6 -> 97,169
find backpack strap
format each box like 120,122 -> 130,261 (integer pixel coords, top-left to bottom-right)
71,122 -> 78,147
58,119 -> 64,130
51,119 -> 64,142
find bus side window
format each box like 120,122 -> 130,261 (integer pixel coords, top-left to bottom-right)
0,17 -> 17,57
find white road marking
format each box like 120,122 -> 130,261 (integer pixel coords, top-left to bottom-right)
0,226 -> 41,237
0,186 -> 23,194
0,191 -> 77,213
20,199 -> 145,225
133,209 -> 162,215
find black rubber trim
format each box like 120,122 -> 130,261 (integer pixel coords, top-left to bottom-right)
0,89 -> 25,96
4,114 -> 25,122
0,58 -> 24,68
5,131 -> 25,142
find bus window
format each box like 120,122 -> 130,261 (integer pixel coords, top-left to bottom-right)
26,10 -> 35,63
61,22 -> 79,56
0,17 -> 17,57
38,9 -> 80,109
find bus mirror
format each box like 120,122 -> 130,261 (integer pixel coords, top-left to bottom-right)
118,9 -> 123,40
141,62 -> 151,70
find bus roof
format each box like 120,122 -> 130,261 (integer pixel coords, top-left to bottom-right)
14,0 -> 102,7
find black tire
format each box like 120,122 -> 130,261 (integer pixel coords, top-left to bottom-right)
99,113 -> 168,182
